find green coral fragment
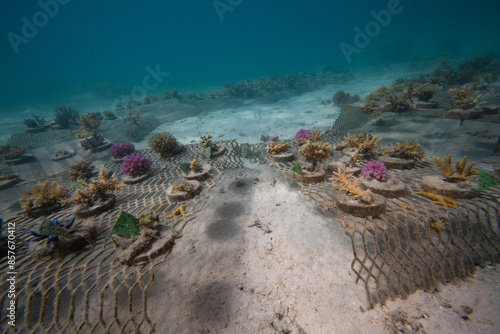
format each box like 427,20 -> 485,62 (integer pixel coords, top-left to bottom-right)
179,162 -> 191,174
109,211 -> 140,238
205,146 -> 211,159
478,171 -> 500,189
292,162 -> 302,175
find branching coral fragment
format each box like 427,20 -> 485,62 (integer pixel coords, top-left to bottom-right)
432,154 -> 479,181
417,191 -> 459,209
330,168 -> 372,200
63,166 -> 123,207
266,142 -> 291,155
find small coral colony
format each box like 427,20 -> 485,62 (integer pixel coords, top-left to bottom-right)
2,55 -> 500,262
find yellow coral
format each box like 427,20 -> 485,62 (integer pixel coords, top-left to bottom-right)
299,141 -> 331,170
432,154 -> 479,181
77,112 -> 102,133
308,129 -> 325,143
417,191 -> 458,209
330,168 -> 371,200
341,133 -> 381,153
62,166 -> 123,207
20,180 -> 69,210
171,205 -> 187,216
266,142 -> 291,155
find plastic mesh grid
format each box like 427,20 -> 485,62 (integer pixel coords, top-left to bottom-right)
275,157 -> 500,309
0,139 -> 244,333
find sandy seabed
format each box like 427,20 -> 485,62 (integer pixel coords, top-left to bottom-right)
1,64 -> 500,333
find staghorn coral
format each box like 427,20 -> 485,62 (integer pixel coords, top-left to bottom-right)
340,133 -> 381,153
0,145 -> 25,160
123,112 -> 143,125
120,153 -> 152,176
432,155 -> 479,182
383,83 -> 418,113
69,161 -> 94,182
295,129 -> 311,143
200,135 -> 213,149
266,142 -> 291,155
171,178 -> 193,192
362,161 -> 387,182
448,86 -> 479,109
299,141 -> 331,171
53,106 -> 79,129
148,132 -> 179,157
23,114 -> 47,128
386,142 -> 425,160
77,112 -> 103,133
417,191 -> 458,209
308,129 -> 325,143
110,141 -> 135,158
20,181 -> 69,211
330,168 -> 372,201
63,166 -> 123,207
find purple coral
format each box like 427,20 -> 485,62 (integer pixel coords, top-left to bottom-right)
295,129 -> 311,143
120,153 -> 152,176
362,161 -> 387,182
110,141 -> 135,158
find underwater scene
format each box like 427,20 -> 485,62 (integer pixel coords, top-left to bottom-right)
1,0 -> 500,333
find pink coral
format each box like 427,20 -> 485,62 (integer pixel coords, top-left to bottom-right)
295,129 -> 311,143
120,153 -> 152,176
362,161 -> 387,182
110,141 -> 135,158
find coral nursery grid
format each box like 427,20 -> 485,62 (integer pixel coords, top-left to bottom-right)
0,140 -> 243,333
275,159 -> 500,309
0,166 -> 211,333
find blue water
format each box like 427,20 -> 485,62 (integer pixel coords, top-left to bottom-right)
1,0 -> 499,111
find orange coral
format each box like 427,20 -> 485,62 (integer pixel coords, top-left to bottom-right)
266,142 -> 291,155
330,168 -> 372,200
